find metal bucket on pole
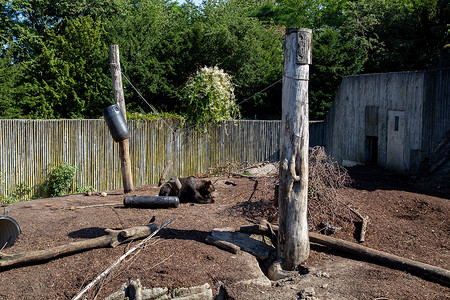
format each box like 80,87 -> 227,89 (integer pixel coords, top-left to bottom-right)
103,104 -> 130,142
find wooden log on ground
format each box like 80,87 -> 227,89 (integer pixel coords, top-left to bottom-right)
239,222 -> 450,286
230,172 -> 257,179
205,236 -> 240,254
335,198 -> 369,242
240,222 -> 279,235
0,224 -> 157,270
309,232 -> 450,286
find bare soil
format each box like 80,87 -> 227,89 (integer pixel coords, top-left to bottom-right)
0,166 -> 449,300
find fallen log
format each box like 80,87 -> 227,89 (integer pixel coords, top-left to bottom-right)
205,236 -> 240,254
0,224 -> 157,271
72,203 -> 122,209
335,198 -> 369,242
240,223 -> 279,235
230,172 -> 257,179
309,232 -> 450,286
72,219 -> 174,300
239,223 -> 450,286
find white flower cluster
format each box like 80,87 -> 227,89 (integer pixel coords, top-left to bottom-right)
182,66 -> 239,124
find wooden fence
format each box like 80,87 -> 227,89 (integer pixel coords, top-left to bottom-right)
0,119 -> 324,198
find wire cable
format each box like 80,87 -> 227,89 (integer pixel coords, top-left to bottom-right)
181,78 -> 283,132
236,78 -> 282,106
121,72 -> 176,133
121,72 -> 282,133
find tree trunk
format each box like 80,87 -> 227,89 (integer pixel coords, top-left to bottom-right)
239,224 -> 450,286
110,45 -> 134,193
278,28 -> 312,270
309,232 -> 450,286
0,224 -> 157,270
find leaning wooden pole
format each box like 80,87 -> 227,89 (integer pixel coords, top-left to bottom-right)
278,28 -> 312,270
110,45 -> 134,193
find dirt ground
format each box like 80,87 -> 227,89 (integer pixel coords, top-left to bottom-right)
0,165 -> 449,299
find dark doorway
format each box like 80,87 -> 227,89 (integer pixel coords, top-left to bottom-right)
365,136 -> 378,164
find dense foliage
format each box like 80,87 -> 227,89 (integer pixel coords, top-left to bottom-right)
44,162 -> 79,197
181,66 -> 240,125
0,0 -> 448,121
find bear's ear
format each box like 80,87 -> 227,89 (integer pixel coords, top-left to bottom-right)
206,180 -> 212,185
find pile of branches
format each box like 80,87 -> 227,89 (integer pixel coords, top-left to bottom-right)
227,146 -> 355,233
307,146 -> 354,232
236,146 -> 354,232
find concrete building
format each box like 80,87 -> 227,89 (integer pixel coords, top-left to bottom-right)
324,68 -> 449,174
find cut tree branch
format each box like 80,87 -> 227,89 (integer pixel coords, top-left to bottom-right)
336,198 -> 369,242
72,219 -> 174,300
205,236 -> 240,254
0,224 -> 157,271
309,232 -> 450,286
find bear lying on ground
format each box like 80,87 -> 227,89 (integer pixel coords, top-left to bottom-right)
159,176 -> 215,204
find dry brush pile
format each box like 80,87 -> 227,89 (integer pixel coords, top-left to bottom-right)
307,146 -> 354,233
216,146 -> 356,233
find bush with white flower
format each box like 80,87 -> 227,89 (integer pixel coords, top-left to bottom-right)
181,66 -> 240,126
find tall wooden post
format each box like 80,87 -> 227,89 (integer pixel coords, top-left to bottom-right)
110,45 -> 134,194
278,28 -> 312,270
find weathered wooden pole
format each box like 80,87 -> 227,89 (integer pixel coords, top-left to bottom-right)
278,28 -> 312,270
110,45 -> 134,193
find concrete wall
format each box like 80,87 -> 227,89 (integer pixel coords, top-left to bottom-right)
422,69 -> 450,157
325,68 -> 450,174
325,71 -> 425,172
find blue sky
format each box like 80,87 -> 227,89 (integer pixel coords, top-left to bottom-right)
176,0 -> 203,5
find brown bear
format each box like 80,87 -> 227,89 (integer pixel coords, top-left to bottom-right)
158,176 -> 215,204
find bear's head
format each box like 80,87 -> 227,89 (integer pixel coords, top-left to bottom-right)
199,180 -> 215,199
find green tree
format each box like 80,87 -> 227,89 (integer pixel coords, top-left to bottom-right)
106,0 -> 284,119
17,16 -> 111,118
0,46 -> 23,118
1,0 -> 448,121
344,0 -> 449,73
309,25 -> 367,119
0,1 -> 13,52
1,0 -> 122,119
249,0 -> 449,118
106,0 -> 183,114
175,0 -> 284,118
249,0 -> 368,119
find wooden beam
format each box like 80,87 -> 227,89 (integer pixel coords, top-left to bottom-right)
110,45 -> 134,193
